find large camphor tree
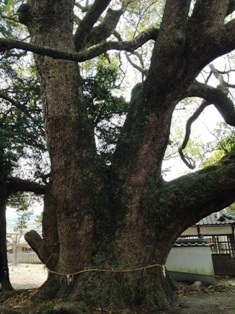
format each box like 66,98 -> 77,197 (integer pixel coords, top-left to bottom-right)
2,0 -> 235,311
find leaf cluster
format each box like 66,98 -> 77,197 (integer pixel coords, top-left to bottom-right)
83,61 -> 129,162
0,51 -> 47,177
203,123 -> 235,167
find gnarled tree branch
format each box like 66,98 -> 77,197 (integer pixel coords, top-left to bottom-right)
187,81 -> 235,126
179,100 -> 210,169
25,230 -> 58,269
179,80 -> 235,168
141,158 -> 235,248
0,28 -> 158,62
159,159 -> 235,231
186,3 -> 235,72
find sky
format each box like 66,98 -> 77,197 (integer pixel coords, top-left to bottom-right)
163,53 -> 235,180
6,205 -> 42,233
163,105 -> 225,181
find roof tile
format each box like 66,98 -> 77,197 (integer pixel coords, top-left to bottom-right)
196,210 -> 235,226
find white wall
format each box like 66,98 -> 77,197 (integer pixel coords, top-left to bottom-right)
166,246 -> 215,285
182,225 -> 232,236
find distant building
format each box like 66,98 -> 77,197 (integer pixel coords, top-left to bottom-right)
167,209 -> 235,284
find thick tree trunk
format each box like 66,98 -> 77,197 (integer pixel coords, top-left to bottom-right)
21,1 -> 175,310
20,0 -> 235,312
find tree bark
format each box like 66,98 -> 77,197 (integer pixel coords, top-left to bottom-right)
17,0 -> 235,312
0,149 -> 13,290
0,175 -> 46,290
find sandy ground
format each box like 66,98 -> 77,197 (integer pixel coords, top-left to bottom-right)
8,263 -> 48,290
3,264 -> 235,313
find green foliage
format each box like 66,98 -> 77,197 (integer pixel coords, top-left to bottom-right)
203,123 -> 235,167
121,0 -> 164,36
0,48 -> 47,178
1,0 -> 26,39
14,210 -> 33,232
7,192 -> 32,232
4,0 -> 14,18
35,213 -> 42,227
83,61 -> 129,163
7,191 -> 41,208
202,123 -> 235,210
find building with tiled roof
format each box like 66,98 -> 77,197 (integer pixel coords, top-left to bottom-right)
180,209 -> 235,276
197,211 -> 235,226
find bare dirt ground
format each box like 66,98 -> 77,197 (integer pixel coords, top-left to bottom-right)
0,264 -> 235,313
8,263 -> 48,290
172,277 -> 235,314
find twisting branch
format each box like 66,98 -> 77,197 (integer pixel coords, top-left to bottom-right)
73,0 -> 135,50
179,100 -> 210,169
0,28 -> 158,62
187,81 -> 235,126
179,78 -> 235,168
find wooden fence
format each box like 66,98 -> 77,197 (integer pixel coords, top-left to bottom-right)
7,252 -> 42,264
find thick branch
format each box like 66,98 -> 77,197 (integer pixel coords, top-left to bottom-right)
159,159 -> 235,232
84,9 -> 123,49
223,19 -> 235,54
186,81 -> 235,126
7,177 -> 46,196
189,0 -> 229,31
83,28 -> 158,57
24,230 -> 58,269
179,80 -> 235,168
74,0 -> 112,51
0,29 -> 158,62
186,2 -> 235,70
146,0 -> 190,92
